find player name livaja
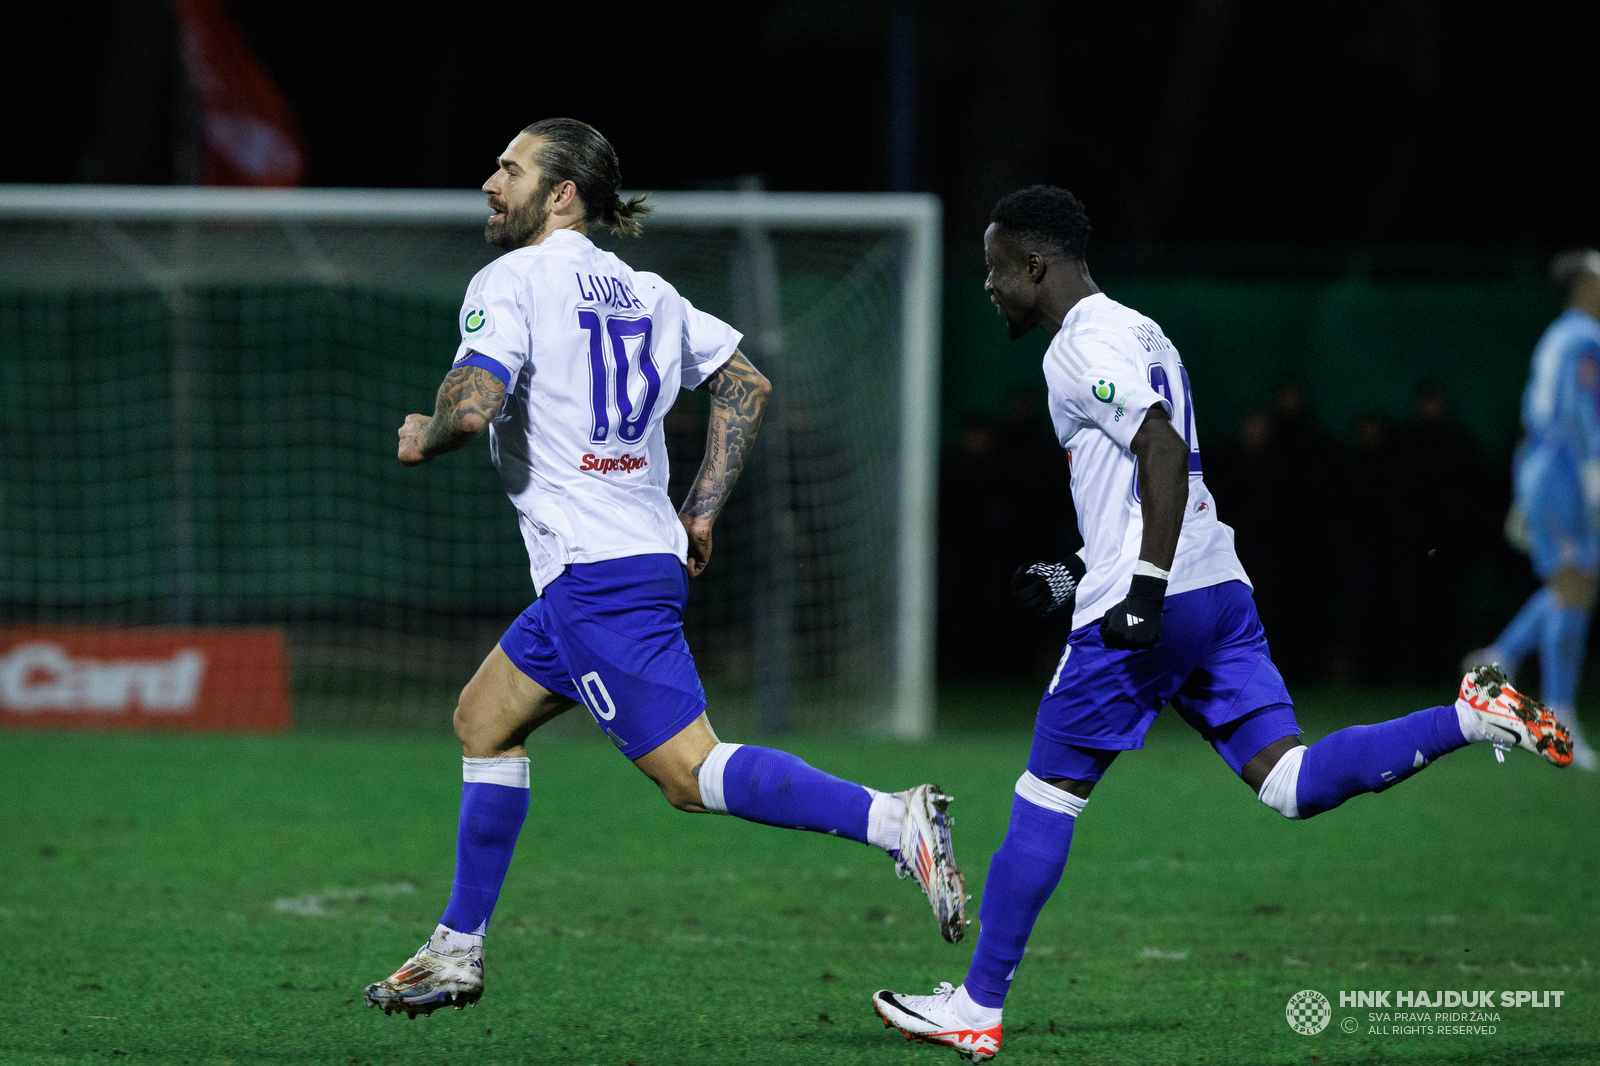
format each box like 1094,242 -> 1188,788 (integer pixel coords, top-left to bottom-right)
574,272 -> 645,310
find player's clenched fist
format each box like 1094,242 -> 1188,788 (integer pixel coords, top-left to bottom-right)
1099,573 -> 1167,649
398,413 -> 432,466
679,513 -> 714,577
1011,554 -> 1086,618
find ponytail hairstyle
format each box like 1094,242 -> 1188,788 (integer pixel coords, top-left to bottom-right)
522,117 -> 651,238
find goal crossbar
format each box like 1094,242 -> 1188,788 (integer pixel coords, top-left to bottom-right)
0,185 -> 935,228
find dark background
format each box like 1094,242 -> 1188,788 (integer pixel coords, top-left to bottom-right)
8,0 -> 1598,247
6,0 -> 1599,689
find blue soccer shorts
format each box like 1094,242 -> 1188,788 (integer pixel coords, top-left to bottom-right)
1029,580 -> 1301,784
1516,445 -> 1600,578
498,553 -> 707,760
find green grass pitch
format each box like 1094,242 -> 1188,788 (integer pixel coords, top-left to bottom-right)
4,689 -> 1598,1065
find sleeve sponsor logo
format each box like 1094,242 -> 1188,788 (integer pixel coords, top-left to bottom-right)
579,453 -> 648,475
464,309 -> 487,333
1092,379 -> 1117,403
1113,389 -> 1132,422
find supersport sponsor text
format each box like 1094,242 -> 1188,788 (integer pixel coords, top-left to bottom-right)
579,453 -> 648,474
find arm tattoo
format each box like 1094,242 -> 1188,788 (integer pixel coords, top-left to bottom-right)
681,351 -> 771,522
419,365 -> 506,458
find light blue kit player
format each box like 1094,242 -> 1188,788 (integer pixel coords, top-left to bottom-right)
1467,249 -> 1600,770
871,186 -> 1574,1063
363,119 -> 968,1018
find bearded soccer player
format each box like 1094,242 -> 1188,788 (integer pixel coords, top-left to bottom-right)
1463,249 -> 1600,770
870,185 -> 1574,1062
362,119 -> 966,1017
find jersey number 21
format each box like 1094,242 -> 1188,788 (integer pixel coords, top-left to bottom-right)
1132,362 -> 1202,502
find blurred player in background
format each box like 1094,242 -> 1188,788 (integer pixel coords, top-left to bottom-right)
1464,249 -> 1600,770
362,119 -> 965,1018
871,186 -> 1574,1062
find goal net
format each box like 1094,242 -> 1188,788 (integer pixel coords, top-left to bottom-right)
0,187 -> 940,737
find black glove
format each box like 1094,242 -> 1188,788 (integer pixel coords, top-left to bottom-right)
1099,573 -> 1168,649
1011,554 -> 1087,618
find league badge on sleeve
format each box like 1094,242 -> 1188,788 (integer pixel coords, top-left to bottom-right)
464,308 -> 487,334
1092,379 -> 1116,403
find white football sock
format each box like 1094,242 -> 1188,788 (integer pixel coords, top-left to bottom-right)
1256,744 -> 1305,819
427,923 -> 482,957
696,742 -> 743,814
462,754 -> 531,787
865,789 -> 906,853
953,984 -> 1003,1026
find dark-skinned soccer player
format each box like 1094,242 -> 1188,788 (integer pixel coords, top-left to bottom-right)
870,185 -> 1573,1062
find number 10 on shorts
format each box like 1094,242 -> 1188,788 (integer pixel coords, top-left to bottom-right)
579,670 -> 618,721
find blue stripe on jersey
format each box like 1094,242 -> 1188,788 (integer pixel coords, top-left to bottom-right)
455,351 -> 511,386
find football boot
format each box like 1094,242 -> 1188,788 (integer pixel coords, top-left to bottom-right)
893,784 -> 968,943
363,942 -> 483,1017
873,982 -> 1003,1062
1456,665 -> 1573,767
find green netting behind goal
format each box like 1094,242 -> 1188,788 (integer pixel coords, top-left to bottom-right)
0,210 -> 914,733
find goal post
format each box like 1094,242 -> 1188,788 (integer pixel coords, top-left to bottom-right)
0,185 -> 941,738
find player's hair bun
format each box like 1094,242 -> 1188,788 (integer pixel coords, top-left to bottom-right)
604,194 -> 653,239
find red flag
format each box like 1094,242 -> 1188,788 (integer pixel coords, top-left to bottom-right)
171,0 -> 304,186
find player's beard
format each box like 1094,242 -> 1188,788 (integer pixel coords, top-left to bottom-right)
485,186 -> 551,251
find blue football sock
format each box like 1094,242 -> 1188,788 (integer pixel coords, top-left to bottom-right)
1493,588 -> 1554,666
718,745 -> 872,843
1540,606 -> 1591,711
1295,706 -> 1466,819
963,793 -> 1076,1009
439,757 -> 529,936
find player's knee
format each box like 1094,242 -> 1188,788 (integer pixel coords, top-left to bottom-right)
1256,744 -> 1308,819
453,692 -> 501,758
453,702 -> 485,755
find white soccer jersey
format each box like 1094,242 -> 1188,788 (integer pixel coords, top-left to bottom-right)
449,229 -> 741,593
1042,293 -> 1250,630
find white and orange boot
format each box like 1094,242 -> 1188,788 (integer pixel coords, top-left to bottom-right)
1456,665 -> 1574,767
873,982 -> 1003,1062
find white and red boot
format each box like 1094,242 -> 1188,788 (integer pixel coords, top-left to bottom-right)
873,981 -> 1003,1062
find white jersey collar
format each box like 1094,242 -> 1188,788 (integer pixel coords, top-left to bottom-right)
1060,291 -> 1110,332
533,228 -> 593,252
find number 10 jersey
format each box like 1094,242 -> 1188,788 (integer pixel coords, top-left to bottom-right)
450,229 -> 742,594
